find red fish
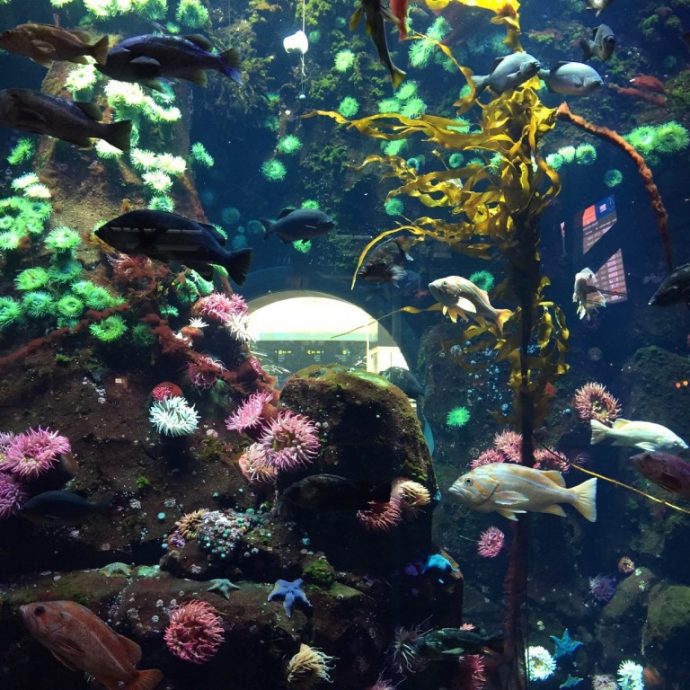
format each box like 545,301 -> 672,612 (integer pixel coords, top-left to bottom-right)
20,601 -> 163,690
391,0 -> 409,38
631,451 -> 690,499
629,75 -> 665,93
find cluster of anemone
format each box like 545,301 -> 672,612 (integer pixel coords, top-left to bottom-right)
193,292 -> 248,326
105,80 -> 182,125
164,600 -> 224,664
65,63 -> 99,98
176,0 -> 209,27
196,508 -> 256,559
225,390 -> 273,435
258,410 -> 320,472
470,429 -> 569,471
71,280 -> 123,310
625,121 -> 690,157
66,0 -> 169,22
1,427 -> 70,479
0,471 -> 26,519
285,643 -> 335,688
572,381 -> 621,425
186,355 -> 225,389
149,396 -> 200,436
44,226 -> 81,253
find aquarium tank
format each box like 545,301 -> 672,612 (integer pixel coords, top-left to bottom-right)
0,0 -> 689,688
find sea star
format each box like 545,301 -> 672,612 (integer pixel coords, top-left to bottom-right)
267,578 -> 311,618
421,554 -> 458,583
550,628 -> 583,659
207,578 -> 240,599
98,562 -> 132,577
560,674 -> 583,688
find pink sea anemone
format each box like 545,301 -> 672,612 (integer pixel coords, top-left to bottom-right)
193,292 -> 247,326
0,472 -> 26,519
164,600 -> 224,664
572,382 -> 621,425
225,391 -> 273,434
470,448 -> 505,469
477,526 -> 505,558
492,429 -> 523,463
238,443 -> 277,487
533,447 -> 570,472
3,427 -> 70,479
456,654 -> 487,690
259,410 -> 320,472
356,494 -> 404,533
151,381 -> 184,401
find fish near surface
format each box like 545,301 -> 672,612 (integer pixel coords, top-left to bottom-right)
631,451 -> 690,499
591,418 -> 688,452
261,208 -> 335,243
0,23 -> 109,66
470,52 -> 541,95
0,88 -> 132,151
539,61 -> 604,96
580,24 -> 616,62
19,490 -> 111,524
96,209 -> 252,284
20,600 -> 163,690
448,463 -> 598,521
648,263 -> 690,306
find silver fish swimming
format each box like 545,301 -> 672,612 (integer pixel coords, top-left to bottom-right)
540,61 -> 604,96
470,52 -> 541,95
591,418 -> 689,453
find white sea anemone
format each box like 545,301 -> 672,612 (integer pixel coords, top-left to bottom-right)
149,396 -> 199,436
526,645 -> 556,681
617,660 -> 644,690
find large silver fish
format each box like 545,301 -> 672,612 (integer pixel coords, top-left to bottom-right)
539,61 -> 603,96
591,418 -> 688,452
471,52 -> 541,95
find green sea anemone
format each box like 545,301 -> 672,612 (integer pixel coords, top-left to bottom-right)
545,152 -> 564,170
378,97 -> 401,113
469,270 -> 495,292
191,141 -> 214,167
0,297 -> 22,330
261,159 -> 287,182
148,194 -> 175,212
301,199 -> 320,210
446,405 -> 470,428
11,173 -> 40,191
409,39 -> 434,68
338,96 -> 359,118
0,229 -> 25,250
400,97 -> 427,119
134,0 -> 167,20
22,291 -> 54,318
334,49 -> 355,73
142,170 -> 173,193
384,197 -> 404,216
65,64 -> 98,97
7,138 -> 34,166
221,207 -> 240,225
90,315 -> 128,342
396,81 -> 418,101
293,239 -> 312,253
448,152 -> 464,168
625,125 -> 656,155
557,145 -> 576,163
428,16 -> 450,41
71,280 -> 120,309
96,140 -> 124,159
654,120 -> 690,153
604,169 -> 623,188
49,258 -> 83,285
56,294 -> 84,319
44,226 -> 81,253
132,322 -> 155,346
575,143 -> 597,165
277,135 -> 302,155
15,267 -> 50,291
176,0 -> 209,27
382,139 -> 407,156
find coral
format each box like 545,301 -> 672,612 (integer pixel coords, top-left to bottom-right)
334,49 -> 355,73
526,646 -> 556,681
0,297 -> 22,330
0,472 -> 26,519
164,600 -> 224,664
15,267 -> 50,291
356,494 -> 404,533
617,660 -> 644,690
225,390 -> 273,434
285,643 -> 334,689
89,315 -> 128,342
2,427 -> 70,479
575,143 -> 597,165
337,96 -> 359,118
149,396 -> 200,436
176,0 -> 209,28
604,168 -> 623,187
446,405 -> 470,428
238,443 -> 277,486
259,410 -> 320,471
267,578 -> 311,618
7,138 -> 35,166
260,158 -> 287,182
572,382 -> 621,424
44,226 -> 81,253
384,197 -> 404,216
191,141 -> 214,167
477,526 -> 505,557
196,509 -> 255,558
277,134 -> 302,155
302,557 -> 336,588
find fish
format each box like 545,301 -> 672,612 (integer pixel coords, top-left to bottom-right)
282,473 -> 391,511
390,0 -> 409,39
350,0 -> 406,89
448,463 -> 598,521
414,627 -> 503,659
428,275 -> 512,335
98,34 -> 241,90
648,263 -> 690,306
631,451 -> 690,499
0,23 -> 109,67
585,0 -> 614,16
378,366 -> 425,398
469,53 -> 541,96
539,61 -> 604,96
0,89 -> 132,151
629,75 -> 665,94
357,236 -> 416,284
572,267 -> 606,320
580,24 -> 616,62
96,209 -> 252,284
19,490 -> 111,524
260,208 -> 336,243
591,418 -> 688,453
20,600 -> 163,690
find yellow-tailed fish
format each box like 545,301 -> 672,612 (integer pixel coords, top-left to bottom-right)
591,418 -> 688,453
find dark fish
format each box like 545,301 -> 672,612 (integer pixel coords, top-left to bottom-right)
99,34 -> 241,90
260,208 -> 335,243
358,236 -> 416,284
0,23 -> 109,66
648,263 -> 690,306
19,490 -> 111,524
282,474 -> 391,511
580,24 -> 616,62
414,628 -> 503,659
0,89 -> 132,151
378,366 -> 425,398
350,0 -> 406,89
539,61 -> 604,96
631,451 -> 690,499
470,53 -> 541,96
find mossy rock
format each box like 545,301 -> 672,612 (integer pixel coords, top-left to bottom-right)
645,583 -> 690,648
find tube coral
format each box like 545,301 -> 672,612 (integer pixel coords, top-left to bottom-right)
164,600 -> 224,664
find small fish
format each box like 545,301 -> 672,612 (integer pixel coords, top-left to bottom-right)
631,451 -> 690,499
390,0 -> 409,39
378,366 -> 425,398
282,474 -> 391,511
96,209 -> 252,283
469,53 -> 541,96
0,88 -> 132,151
539,61 -> 604,96
99,34 -> 241,90
350,0 -> 406,89
260,207 -> 335,243
580,24 -> 616,62
0,23 -> 109,67
448,463 -> 598,521
648,263 -> 690,306
358,236 -> 416,284
414,627 -> 503,659
585,0 -> 614,16
19,490 -> 110,524
572,267 -> 606,320
20,601 -> 163,690
591,418 -> 688,452
428,275 -> 512,335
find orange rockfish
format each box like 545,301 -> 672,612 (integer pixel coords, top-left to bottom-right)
448,463 -> 597,521
390,0 -> 409,39
20,600 -> 163,690
428,275 -> 512,335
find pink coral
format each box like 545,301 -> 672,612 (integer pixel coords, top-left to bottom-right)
3,427 -> 70,479
470,448 -> 505,469
0,472 -> 26,519
238,443 -> 277,487
572,382 -> 621,425
356,494 -> 404,533
477,526 -> 505,558
225,391 -> 273,434
492,429 -> 523,463
164,600 -> 224,664
259,410 -> 320,472
193,292 -> 247,326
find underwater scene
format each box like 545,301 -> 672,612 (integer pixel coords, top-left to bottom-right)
0,0 -> 689,688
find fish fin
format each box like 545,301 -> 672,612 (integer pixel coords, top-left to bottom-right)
349,7 -> 363,30
539,504 -> 567,517
31,40 -> 56,57
220,48 -> 242,84
50,649 -> 78,671
74,101 -> 102,121
13,106 -> 48,127
496,508 -> 521,520
225,247 -> 252,286
124,670 -> 164,690
185,70 -> 208,87
259,218 -> 273,237
442,306 -> 457,323
141,78 -> 168,92
278,207 -> 296,218
391,66 -> 406,90
185,33 -> 213,50
70,55 -> 90,64
103,119 -> 133,152
130,56 -> 162,77
570,477 -> 597,522
634,442 -> 658,452
494,308 -> 512,336
542,470 -> 566,487
91,35 -> 109,65
493,490 -> 527,506
186,261 -> 214,280
455,296 -> 477,314
590,418 -> 610,444
200,222 -> 227,245
31,56 -> 53,67
117,633 -> 142,665
612,418 -> 632,428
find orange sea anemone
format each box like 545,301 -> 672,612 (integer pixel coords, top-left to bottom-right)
572,382 -> 621,425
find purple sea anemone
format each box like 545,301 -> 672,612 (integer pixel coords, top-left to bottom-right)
0,472 -> 26,519
164,600 -> 224,664
193,292 -> 247,326
589,573 -> 617,603
3,427 -> 70,479
225,391 -> 273,434
259,410 -> 320,472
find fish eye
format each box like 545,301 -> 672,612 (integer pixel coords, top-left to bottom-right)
464,478 -> 472,485
33,606 -> 45,616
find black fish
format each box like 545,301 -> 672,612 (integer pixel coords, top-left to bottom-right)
19,491 -> 111,524
414,628 -> 503,659
260,208 -> 335,243
580,24 -> 616,62
96,209 -> 252,284
648,263 -> 690,306
378,366 -> 425,398
358,236 -> 416,284
99,34 -> 241,90
282,474 -> 391,511
0,89 -> 132,151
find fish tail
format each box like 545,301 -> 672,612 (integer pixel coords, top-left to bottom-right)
224,247 -> 253,286
590,418 -> 610,445
91,35 -> 109,65
124,669 -> 164,690
220,48 -> 242,85
391,65 -> 406,90
570,477 -> 597,522
259,218 -> 273,239
104,119 -> 133,152
494,308 -> 512,336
